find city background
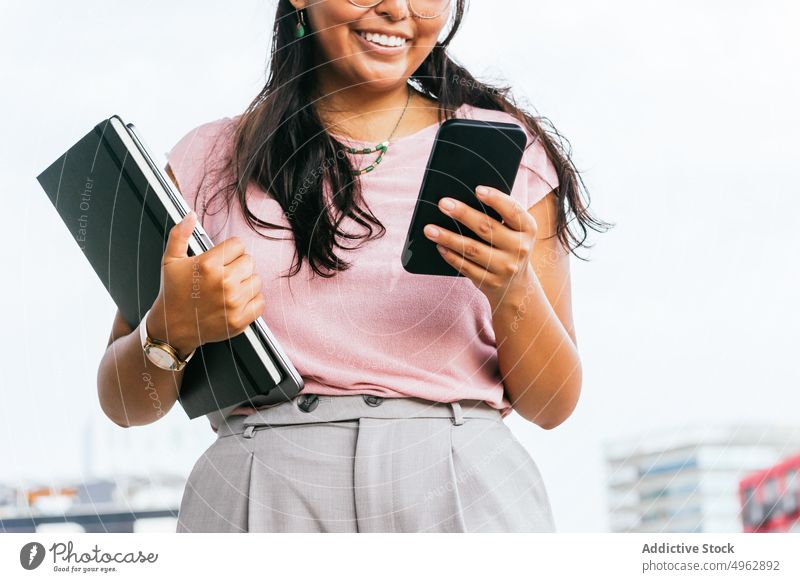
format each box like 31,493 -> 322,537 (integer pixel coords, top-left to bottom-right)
1,0 -> 798,532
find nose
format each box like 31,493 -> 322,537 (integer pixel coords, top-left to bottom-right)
374,0 -> 411,21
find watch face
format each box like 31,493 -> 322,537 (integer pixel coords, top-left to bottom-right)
145,345 -> 177,370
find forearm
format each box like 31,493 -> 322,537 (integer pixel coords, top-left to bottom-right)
96,313 -> 185,428
491,275 -> 582,429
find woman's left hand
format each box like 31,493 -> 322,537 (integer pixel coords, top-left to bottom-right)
423,185 -> 538,309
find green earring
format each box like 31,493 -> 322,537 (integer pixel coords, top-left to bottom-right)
294,9 -> 306,38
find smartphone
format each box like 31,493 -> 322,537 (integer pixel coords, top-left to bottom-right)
401,118 -> 528,276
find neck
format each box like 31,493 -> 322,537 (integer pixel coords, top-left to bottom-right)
313,75 -> 412,138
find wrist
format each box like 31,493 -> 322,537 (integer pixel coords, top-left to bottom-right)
147,297 -> 199,359
488,269 -> 542,313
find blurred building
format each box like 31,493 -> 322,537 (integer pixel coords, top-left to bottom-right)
739,453 -> 800,532
604,424 -> 800,533
0,475 -> 185,532
0,412 -> 212,533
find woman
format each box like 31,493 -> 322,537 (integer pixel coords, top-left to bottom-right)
97,0 -> 607,533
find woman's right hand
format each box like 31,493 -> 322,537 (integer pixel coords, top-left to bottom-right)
146,211 -> 265,357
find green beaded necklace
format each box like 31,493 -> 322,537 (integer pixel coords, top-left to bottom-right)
335,87 -> 414,176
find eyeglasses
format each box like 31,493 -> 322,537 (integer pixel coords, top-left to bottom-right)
347,0 -> 452,20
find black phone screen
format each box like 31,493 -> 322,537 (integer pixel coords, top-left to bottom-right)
401,118 -> 527,277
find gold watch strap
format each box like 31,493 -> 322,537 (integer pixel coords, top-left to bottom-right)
139,308 -> 195,370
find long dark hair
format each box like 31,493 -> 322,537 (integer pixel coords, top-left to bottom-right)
200,0 -> 610,279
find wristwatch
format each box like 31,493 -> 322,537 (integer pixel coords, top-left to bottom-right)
139,308 -> 196,371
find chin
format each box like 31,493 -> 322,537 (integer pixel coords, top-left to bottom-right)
353,66 -> 414,91
360,77 -> 408,92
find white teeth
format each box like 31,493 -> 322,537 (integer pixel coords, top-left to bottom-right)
358,31 -> 406,48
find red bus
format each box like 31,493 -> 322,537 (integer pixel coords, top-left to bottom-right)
739,454 -> 800,532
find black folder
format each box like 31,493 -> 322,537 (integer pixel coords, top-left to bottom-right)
36,115 -> 303,420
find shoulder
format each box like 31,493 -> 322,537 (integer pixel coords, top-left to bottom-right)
454,103 -> 534,134
165,116 -> 239,210
167,116 -> 238,169
166,116 -> 238,183
455,103 -> 520,125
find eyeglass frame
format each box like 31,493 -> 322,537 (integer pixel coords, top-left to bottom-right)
346,0 -> 452,20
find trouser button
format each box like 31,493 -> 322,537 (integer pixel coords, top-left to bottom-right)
297,393 -> 319,412
362,394 -> 384,407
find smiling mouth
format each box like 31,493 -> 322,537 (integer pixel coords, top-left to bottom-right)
355,30 -> 410,49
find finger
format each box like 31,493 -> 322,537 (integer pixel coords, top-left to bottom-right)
208,236 -> 246,265
436,195 -> 515,249
436,243 -> 499,287
240,273 -> 263,301
473,185 -> 534,233
162,211 -> 197,264
240,292 -> 266,326
424,225 -> 499,271
224,253 -> 256,283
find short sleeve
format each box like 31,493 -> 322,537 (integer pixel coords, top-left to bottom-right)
165,116 -> 235,216
512,130 -> 560,209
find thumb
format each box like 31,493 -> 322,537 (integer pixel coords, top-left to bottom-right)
163,210 -> 197,264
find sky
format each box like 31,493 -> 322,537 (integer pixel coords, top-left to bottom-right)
1,0 -> 799,532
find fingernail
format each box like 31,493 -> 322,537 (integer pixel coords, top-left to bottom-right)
476,186 -> 489,198
440,198 -> 456,211
424,225 -> 440,238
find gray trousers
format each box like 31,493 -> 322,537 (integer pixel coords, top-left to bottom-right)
176,393 -> 556,533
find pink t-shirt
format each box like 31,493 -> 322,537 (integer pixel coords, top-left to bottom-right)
166,103 -> 559,432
